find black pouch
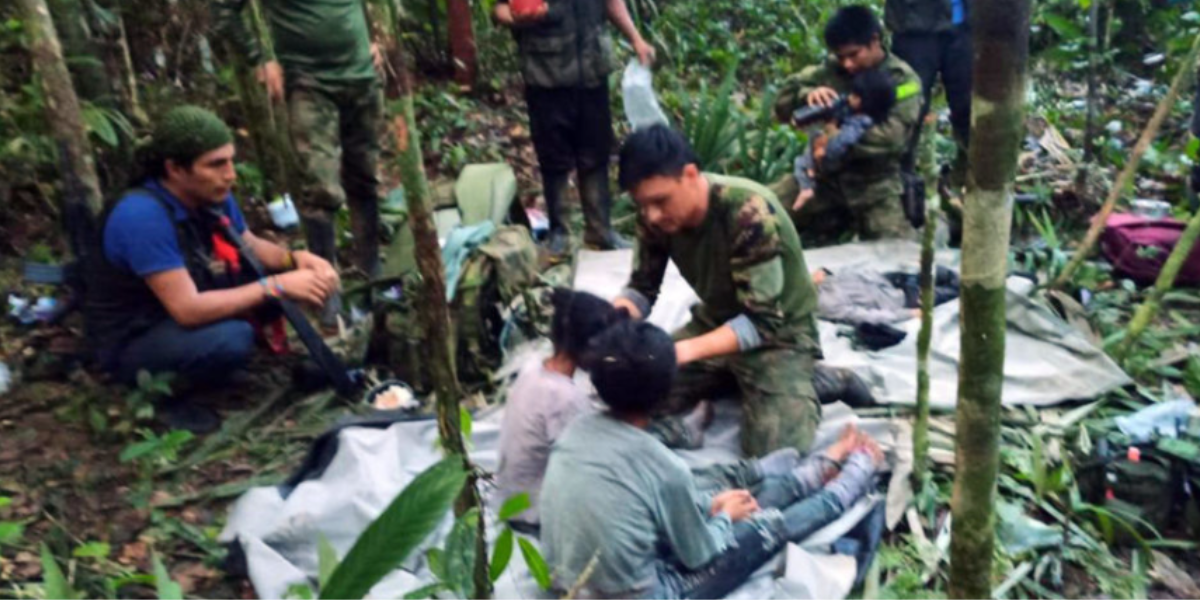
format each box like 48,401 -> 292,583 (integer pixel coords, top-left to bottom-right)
902,171 -> 927,229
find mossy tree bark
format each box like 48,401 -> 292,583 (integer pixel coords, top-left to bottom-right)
20,0 -> 104,218
913,117 -> 939,486
948,0 -> 1030,597
392,59 -> 491,599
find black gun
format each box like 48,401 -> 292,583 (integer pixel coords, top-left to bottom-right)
791,96 -> 851,128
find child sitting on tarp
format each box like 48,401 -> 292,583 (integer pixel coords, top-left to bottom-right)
539,319 -> 883,599
792,69 -> 897,211
495,289 -> 711,531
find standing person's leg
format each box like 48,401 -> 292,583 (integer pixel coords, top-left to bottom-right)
733,347 -> 821,457
941,27 -> 974,189
525,86 -> 577,255
574,84 -> 629,250
289,79 -> 345,328
891,33 -> 943,174
339,80 -> 385,278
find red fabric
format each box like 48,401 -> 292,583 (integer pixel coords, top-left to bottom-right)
1100,213 -> 1200,287
511,0 -> 545,16
211,232 -> 242,275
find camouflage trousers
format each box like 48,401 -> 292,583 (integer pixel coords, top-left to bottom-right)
287,76 -> 383,222
649,323 -> 822,457
770,172 -> 915,248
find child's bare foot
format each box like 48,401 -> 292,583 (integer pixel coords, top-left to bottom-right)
825,424 -> 859,464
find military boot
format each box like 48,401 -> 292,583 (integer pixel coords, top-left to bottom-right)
541,170 -> 571,257
303,213 -> 343,332
349,196 -> 381,279
813,364 -> 876,407
579,166 -> 631,250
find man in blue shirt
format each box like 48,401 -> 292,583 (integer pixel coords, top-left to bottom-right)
86,106 -> 340,431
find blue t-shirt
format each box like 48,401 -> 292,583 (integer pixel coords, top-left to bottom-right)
103,180 -> 248,278
952,0 -> 965,25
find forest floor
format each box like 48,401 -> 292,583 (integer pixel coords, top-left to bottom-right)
3,63 -> 1200,600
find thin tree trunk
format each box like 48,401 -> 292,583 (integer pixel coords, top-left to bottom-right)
1116,209 -> 1200,361
1077,0 -> 1100,190
21,0 -> 104,217
1055,32 -> 1200,289
913,118 -> 938,486
114,9 -> 145,124
948,0 -> 1030,597
392,59 -> 491,600
446,0 -> 477,87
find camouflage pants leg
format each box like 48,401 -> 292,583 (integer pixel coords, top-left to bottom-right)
288,81 -> 344,218
793,178 -> 854,248
731,347 -> 821,458
849,188 -> 916,242
337,81 -> 384,275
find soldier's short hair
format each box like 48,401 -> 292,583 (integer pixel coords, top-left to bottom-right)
824,5 -> 882,49
580,320 -> 676,415
549,288 -> 626,361
851,68 -> 897,123
617,124 -> 699,191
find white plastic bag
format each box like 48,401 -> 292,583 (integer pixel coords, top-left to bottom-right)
621,60 -> 668,131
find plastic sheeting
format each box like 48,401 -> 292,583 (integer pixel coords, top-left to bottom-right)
575,240 -> 1131,408
221,396 -> 909,600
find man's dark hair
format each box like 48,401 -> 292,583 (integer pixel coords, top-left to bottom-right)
617,124 -> 699,191
580,320 -> 676,415
824,5 -> 883,49
549,288 -> 626,360
851,69 -> 896,123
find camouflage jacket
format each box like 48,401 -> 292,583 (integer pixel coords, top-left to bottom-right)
774,54 -> 922,201
622,175 -> 820,351
212,0 -> 375,83
885,0 -> 969,36
499,0 -> 614,89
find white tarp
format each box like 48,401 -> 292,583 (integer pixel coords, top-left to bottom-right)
575,240 -> 1131,408
221,398 -> 909,600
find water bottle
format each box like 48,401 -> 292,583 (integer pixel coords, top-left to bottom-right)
622,60 -> 669,131
269,194 -> 300,230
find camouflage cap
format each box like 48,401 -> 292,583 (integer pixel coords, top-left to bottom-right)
151,105 -> 233,165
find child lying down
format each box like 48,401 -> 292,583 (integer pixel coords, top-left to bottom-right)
812,265 -> 960,326
539,320 -> 883,599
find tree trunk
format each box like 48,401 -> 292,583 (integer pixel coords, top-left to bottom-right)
1116,208 -> 1200,362
446,0 -> 477,87
21,0 -> 104,218
225,46 -> 292,203
948,0 -> 1030,597
1077,0 -> 1100,190
1055,32 -> 1200,289
114,9 -> 145,124
913,118 -> 938,486
392,59 -> 490,599
47,0 -> 112,105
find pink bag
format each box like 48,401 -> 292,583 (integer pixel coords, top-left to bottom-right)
1100,213 -> 1200,287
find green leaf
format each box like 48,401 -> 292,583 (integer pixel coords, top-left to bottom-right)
285,583 -> 316,599
489,527 -> 514,583
402,582 -> 447,599
152,552 -> 184,600
425,548 -> 445,580
517,537 -> 551,590
120,439 -> 160,463
0,521 -> 25,546
498,493 -> 531,521
0,497 -> 11,509
442,509 -> 479,597
1043,14 -> 1083,40
40,543 -> 75,600
460,406 -> 473,441
317,533 -> 340,589
73,542 -> 111,559
319,458 -> 467,600
82,105 -> 118,147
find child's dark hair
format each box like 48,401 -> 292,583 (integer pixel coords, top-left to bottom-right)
850,69 -> 896,123
580,320 -> 676,416
824,5 -> 882,50
549,288 -> 626,360
617,124 -> 699,191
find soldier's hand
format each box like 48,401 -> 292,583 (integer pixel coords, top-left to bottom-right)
370,42 -> 386,74
792,188 -> 814,212
256,60 -> 285,103
806,87 -> 839,108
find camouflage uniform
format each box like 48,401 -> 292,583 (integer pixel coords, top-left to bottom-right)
622,175 -> 823,457
772,54 -> 922,247
213,0 -> 383,275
